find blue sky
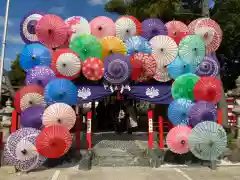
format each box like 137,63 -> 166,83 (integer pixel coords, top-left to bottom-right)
0,0 -> 120,71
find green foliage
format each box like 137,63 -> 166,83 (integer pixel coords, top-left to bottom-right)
7,54 -> 26,86
105,0 -> 181,21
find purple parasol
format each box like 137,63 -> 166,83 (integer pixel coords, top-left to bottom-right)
4,128 -> 46,171
104,54 -> 132,85
20,11 -> 45,44
25,66 -> 56,87
196,56 -> 220,76
188,101 -> 217,127
141,18 -> 168,40
20,106 -> 44,129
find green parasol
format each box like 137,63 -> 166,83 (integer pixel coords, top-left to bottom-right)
178,35 -> 206,65
172,73 -> 200,100
69,34 -> 102,61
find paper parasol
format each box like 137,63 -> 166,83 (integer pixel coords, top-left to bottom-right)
130,57 -> 142,81
20,43 -> 51,72
20,11 -> 45,44
191,18 -> 222,53
172,73 -> 200,100
149,35 -> 178,82
166,125 -> 192,154
101,36 -> 126,61
44,78 -> 78,105
51,48 -> 81,80
130,52 -> 156,82
104,54 -> 131,85
20,105 -> 44,129
188,101 -> 217,127
168,98 -> 193,125
65,16 -> 91,40
193,76 -> 222,103
36,14 -> 69,49
42,103 -> 76,130
69,34 -> 102,61
188,18 -> 208,33
4,128 -> 46,171
115,16 -> 137,41
165,20 -> 190,44
125,36 -> 152,56
36,125 -> 72,158
124,15 -> 142,35
178,35 -> 206,65
188,121 -> 227,161
141,18 -> 168,40
82,57 -> 104,81
25,65 -> 56,87
16,85 -> 45,112
14,85 -> 43,112
90,16 -> 116,39
149,35 -> 178,66
167,56 -> 197,79
195,55 -> 220,77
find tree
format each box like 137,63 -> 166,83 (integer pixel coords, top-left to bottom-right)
7,54 -> 26,86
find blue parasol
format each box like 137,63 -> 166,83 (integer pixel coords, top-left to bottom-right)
168,98 -> 193,125
167,56 -> 197,79
44,78 -> 78,105
125,36 -> 152,56
20,43 -> 51,72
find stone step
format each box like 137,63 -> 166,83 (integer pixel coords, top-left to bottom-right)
92,156 -> 150,167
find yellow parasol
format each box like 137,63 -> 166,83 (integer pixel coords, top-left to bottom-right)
100,36 -> 127,61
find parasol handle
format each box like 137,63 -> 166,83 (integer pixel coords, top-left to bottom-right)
98,26 -> 102,31
21,149 -> 27,155
48,29 -> 52,34
180,140 -> 185,145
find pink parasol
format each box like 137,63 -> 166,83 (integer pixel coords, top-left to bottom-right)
36,14 -> 69,49
166,125 -> 192,154
165,20 -> 190,44
90,16 -> 116,39
65,16 -> 91,41
130,52 -> 156,82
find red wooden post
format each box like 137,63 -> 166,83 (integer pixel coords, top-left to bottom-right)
148,110 -> 153,149
86,111 -> 92,149
75,105 -> 81,151
158,116 -> 164,150
217,109 -> 222,125
11,110 -> 18,133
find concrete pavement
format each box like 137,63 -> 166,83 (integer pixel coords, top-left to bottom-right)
1,166 -> 240,180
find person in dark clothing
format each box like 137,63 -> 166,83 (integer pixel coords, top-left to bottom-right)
96,101 -> 106,131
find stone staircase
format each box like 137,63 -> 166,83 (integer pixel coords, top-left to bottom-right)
91,132 -> 154,167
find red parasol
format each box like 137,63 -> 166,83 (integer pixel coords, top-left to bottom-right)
82,57 -> 104,81
165,20 -> 190,44
130,58 -> 142,81
166,125 -> 192,154
36,14 -> 69,49
130,52 -> 156,82
51,48 -> 81,80
194,76 -> 222,104
36,125 -> 72,158
15,85 -> 44,112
